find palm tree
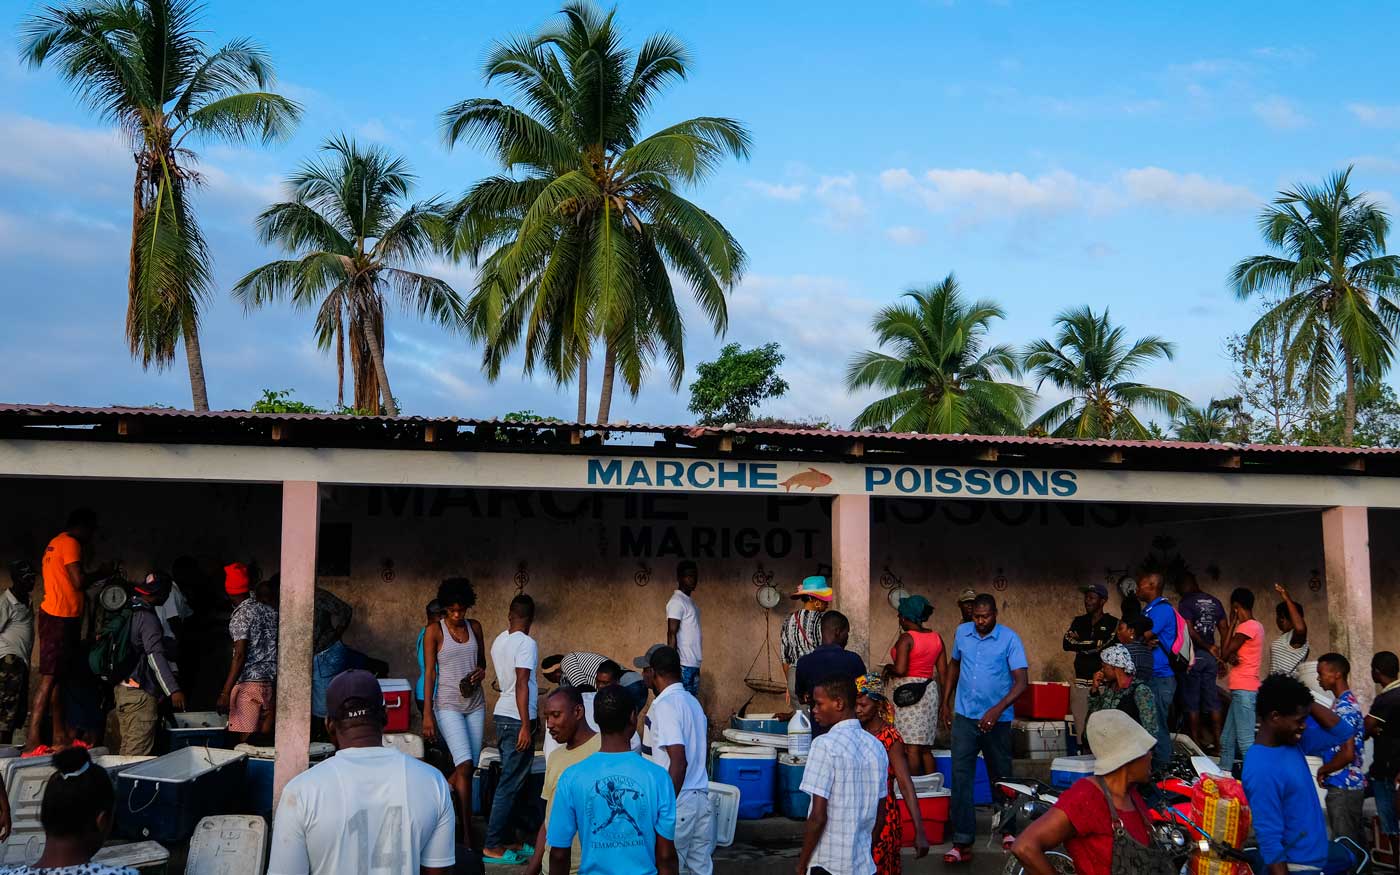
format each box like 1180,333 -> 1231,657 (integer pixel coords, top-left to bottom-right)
1172,397 -> 1245,442
232,136 -> 465,416
440,2 -> 748,424
845,275 -> 1034,434
1022,306 -> 1187,439
20,0 -> 300,410
1230,168 -> 1400,444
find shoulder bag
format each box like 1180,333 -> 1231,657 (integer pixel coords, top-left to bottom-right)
1091,777 -> 1177,875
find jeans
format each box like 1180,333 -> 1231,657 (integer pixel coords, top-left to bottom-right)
950,714 -> 1012,845
1325,787 -> 1365,846
433,707 -> 485,768
1219,690 -> 1257,772
485,715 -> 537,848
681,666 -> 700,696
1376,777 -> 1400,836
1147,675 -> 1176,769
675,788 -> 716,875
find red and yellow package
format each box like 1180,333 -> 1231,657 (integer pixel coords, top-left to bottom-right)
1189,775 -> 1252,875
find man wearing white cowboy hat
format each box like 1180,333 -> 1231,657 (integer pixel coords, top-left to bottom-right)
781,575 -> 832,705
1010,710 -> 1159,875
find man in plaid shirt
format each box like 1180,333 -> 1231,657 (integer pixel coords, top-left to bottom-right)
797,675 -> 887,875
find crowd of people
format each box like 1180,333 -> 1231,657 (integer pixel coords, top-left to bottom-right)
4,509 -> 1400,875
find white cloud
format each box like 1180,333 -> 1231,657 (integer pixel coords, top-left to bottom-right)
0,114 -> 128,193
812,174 -> 867,229
1252,96 -> 1307,130
1348,103 -> 1400,127
1350,155 -> 1400,175
884,225 -> 926,246
745,180 -> 805,201
880,164 -> 1257,223
1118,167 -> 1257,212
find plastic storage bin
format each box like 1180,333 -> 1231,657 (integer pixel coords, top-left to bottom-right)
95,755 -> 156,780
1051,754 -> 1096,789
933,750 -> 992,805
713,745 -> 776,819
894,785 -> 952,846
708,782 -> 741,847
236,743 -> 335,820
160,711 -> 228,752
116,747 -> 248,843
379,679 -> 412,733
778,754 -> 809,819
1,754 -> 59,867
731,713 -> 787,735
186,814 -> 267,875
1014,682 -> 1071,720
92,840 -> 171,874
1013,720 -> 1069,760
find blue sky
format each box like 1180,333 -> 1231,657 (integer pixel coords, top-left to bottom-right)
5,0 -> 1400,426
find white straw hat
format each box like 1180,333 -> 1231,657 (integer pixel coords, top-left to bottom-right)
1086,709 -> 1156,775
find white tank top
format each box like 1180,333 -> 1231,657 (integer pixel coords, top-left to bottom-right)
434,619 -> 484,713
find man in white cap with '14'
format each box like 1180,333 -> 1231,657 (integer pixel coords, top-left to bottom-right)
1009,710 -> 1158,875
269,669 -> 456,875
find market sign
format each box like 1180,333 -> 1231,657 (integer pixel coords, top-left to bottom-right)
3,439 -> 1398,508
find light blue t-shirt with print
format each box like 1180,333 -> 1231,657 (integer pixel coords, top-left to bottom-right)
545,750 -> 677,875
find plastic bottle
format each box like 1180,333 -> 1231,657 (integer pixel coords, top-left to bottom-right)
787,710 -> 812,757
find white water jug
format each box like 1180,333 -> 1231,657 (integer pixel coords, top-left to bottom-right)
787,710 -> 812,756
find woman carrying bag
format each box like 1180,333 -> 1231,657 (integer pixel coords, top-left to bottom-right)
1010,710 -> 1178,875
884,594 -> 948,776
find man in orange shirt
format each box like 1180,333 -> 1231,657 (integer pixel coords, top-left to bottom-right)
25,508 -> 98,751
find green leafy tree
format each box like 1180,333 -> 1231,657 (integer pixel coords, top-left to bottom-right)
1297,382 -> 1400,447
233,136 -> 464,416
846,274 -> 1033,434
20,0 -> 301,410
1230,168 -> 1400,444
1172,397 -> 1247,443
440,2 -> 749,424
688,342 -> 789,425
1022,306 -> 1187,438
1226,321 -> 1309,444
250,389 -> 323,414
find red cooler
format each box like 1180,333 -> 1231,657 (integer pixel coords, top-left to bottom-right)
896,787 -> 950,846
1014,682 -> 1070,720
380,679 -> 411,733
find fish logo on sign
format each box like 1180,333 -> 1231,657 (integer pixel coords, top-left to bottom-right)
778,467 -> 833,492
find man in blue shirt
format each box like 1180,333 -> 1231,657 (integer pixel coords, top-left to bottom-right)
1243,674 -> 1355,875
794,611 -> 867,736
1137,571 -> 1177,769
546,684 -> 679,875
941,593 -> 1028,861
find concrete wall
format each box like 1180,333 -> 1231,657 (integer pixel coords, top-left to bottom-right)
2,476 -> 1390,741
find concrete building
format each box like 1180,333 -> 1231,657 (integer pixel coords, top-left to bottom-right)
1,403 -> 1397,805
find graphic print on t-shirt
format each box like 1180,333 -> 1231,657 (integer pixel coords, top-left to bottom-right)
590,776 -> 646,842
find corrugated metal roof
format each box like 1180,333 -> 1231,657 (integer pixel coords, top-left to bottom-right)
1,404 -> 1396,470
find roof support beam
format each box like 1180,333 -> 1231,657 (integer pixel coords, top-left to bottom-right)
1100,450 -> 1124,465
973,447 -> 998,462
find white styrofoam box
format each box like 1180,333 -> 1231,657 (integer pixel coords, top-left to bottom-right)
92,840 -> 170,870
708,781 -> 740,848
186,814 -> 267,875
1012,719 -> 1068,761
383,732 -> 426,760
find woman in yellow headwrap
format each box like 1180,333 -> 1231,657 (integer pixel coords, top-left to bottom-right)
856,674 -> 930,873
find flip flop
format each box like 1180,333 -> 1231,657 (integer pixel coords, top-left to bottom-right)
482,850 -> 523,866
944,846 -> 974,864
519,844 -> 536,857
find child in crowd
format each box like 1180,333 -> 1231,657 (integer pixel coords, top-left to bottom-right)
8,746 -> 136,875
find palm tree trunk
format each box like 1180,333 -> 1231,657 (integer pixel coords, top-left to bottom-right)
127,166 -> 145,356
361,316 -> 398,416
335,314 -> 345,410
596,344 -> 617,424
181,308 -> 210,411
576,355 -> 588,423
1343,352 -> 1357,445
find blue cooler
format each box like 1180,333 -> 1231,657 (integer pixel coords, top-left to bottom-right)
933,750 -> 992,805
778,754 -> 809,819
1051,755 -> 1095,789
713,745 -> 776,819
237,743 -> 335,820
731,714 -> 787,735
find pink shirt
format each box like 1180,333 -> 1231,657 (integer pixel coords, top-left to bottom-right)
891,629 -> 944,679
1228,619 -> 1265,692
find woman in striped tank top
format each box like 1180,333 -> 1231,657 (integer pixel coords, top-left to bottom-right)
422,577 -> 487,845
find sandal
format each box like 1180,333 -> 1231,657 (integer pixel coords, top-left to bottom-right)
944,846 -> 974,864
482,850 -> 523,866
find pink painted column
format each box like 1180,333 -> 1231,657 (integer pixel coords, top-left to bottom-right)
1322,506 -> 1375,705
832,494 -> 872,665
273,480 -> 320,809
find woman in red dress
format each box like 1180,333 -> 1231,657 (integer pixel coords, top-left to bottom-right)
856,674 -> 930,874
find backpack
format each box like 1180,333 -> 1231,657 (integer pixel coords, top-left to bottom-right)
1154,604 -> 1195,675
88,603 -> 140,684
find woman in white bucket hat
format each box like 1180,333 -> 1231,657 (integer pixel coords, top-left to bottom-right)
1010,710 -> 1159,875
